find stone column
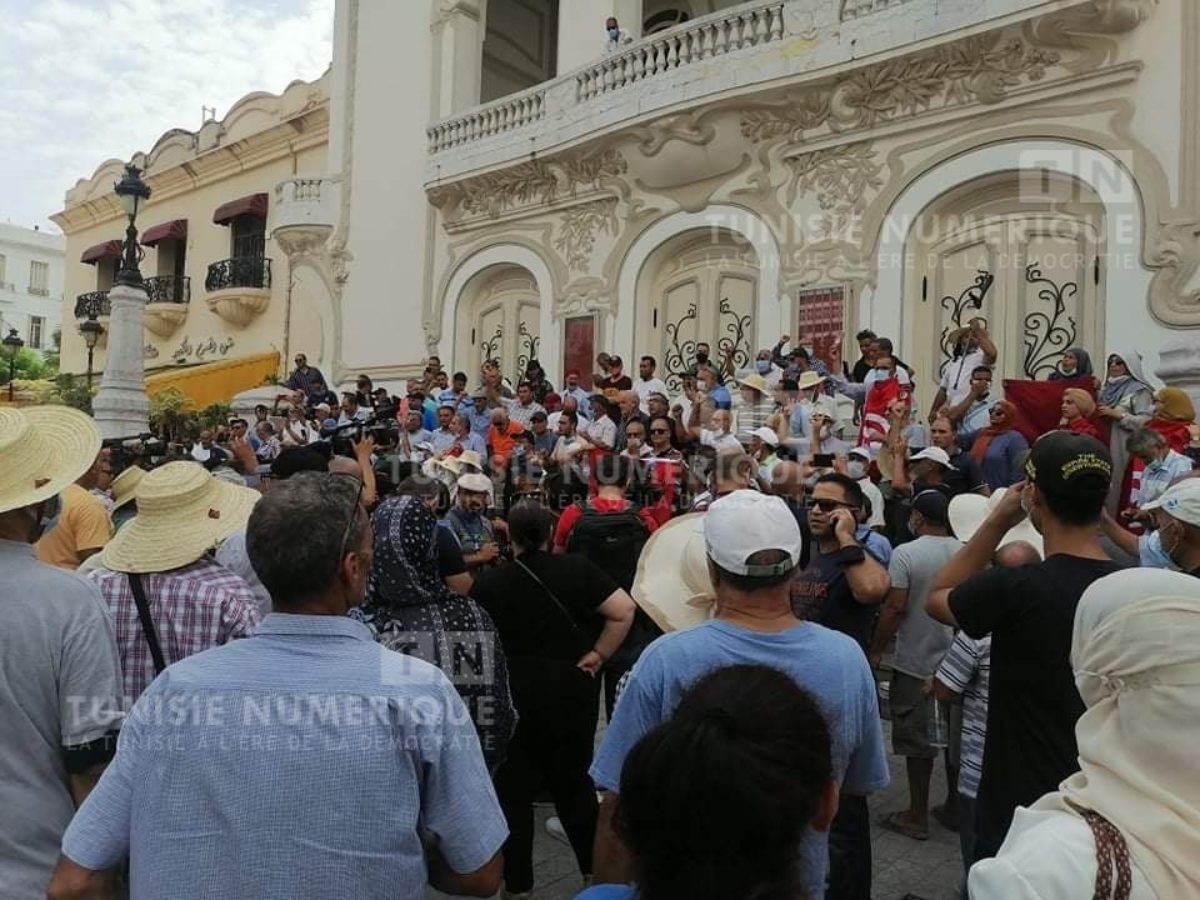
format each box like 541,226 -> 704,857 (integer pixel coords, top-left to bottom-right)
92,282 -> 150,439
1155,339 -> 1200,409
433,0 -> 484,116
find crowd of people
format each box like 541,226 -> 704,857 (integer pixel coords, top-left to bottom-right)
3,316 -> 1200,900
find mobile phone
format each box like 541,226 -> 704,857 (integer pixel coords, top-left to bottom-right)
813,453 -> 835,468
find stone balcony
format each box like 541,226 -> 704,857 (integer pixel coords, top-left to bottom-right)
425,0 -> 1064,185
205,257 -> 272,328
271,176 -> 337,256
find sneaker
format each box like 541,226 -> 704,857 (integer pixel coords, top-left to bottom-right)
545,815 -> 570,846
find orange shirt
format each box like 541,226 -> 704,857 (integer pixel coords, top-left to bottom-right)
488,421 -> 525,468
35,484 -> 114,569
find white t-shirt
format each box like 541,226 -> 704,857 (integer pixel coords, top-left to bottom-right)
940,348 -> 988,406
584,416 -> 618,450
633,377 -> 670,414
968,807 -> 1155,900
858,477 -> 886,530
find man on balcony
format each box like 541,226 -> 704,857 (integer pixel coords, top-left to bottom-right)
604,16 -> 634,53
286,354 -> 329,404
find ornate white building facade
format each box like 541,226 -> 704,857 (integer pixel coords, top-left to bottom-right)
0,224 -> 64,355
304,0 -> 1200,407
56,0 -> 1200,407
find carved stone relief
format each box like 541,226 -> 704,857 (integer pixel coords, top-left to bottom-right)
554,198 -> 619,272
785,142 -> 884,241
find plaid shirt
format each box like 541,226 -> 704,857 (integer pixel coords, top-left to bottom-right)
89,558 -> 260,704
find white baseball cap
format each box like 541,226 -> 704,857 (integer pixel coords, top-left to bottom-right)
750,426 -> 779,448
1141,477 -> 1200,526
909,446 -> 952,468
849,446 -> 872,460
704,490 -> 803,576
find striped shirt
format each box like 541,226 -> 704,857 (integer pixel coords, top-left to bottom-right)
934,632 -> 991,799
89,558 -> 260,705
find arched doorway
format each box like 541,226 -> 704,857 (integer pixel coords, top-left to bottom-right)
635,228 -> 758,391
455,264 -> 542,382
902,170 -> 1106,406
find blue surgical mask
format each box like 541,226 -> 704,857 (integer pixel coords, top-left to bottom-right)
607,26 -> 619,38
1141,530 -> 1181,570
847,460 -> 867,480
756,360 -> 772,375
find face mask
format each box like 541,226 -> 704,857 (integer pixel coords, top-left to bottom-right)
1143,528 -> 1183,570
607,26 -> 619,38
696,352 -> 709,363
847,460 -> 867,480
756,360 -> 772,375
874,367 -> 892,377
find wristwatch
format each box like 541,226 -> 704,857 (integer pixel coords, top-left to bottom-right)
835,545 -> 867,567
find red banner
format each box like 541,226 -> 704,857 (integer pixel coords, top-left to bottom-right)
562,316 -> 596,391
1002,377 -> 1104,445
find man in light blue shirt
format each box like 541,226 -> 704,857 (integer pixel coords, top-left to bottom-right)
590,491 -> 888,899
466,390 -> 494,441
50,473 -> 506,900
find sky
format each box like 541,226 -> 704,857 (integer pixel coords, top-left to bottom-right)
0,0 -> 334,232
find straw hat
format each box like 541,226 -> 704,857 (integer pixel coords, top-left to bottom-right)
736,372 -> 770,395
797,371 -> 826,392
631,514 -> 716,632
100,461 -> 260,574
948,487 -> 1043,556
0,405 -> 101,515
110,466 -> 145,510
437,450 -> 484,475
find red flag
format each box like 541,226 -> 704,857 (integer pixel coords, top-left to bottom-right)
1001,377 -> 1104,445
858,377 -> 909,447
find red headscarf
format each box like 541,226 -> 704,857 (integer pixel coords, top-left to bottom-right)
1065,417 -> 1103,440
970,400 -> 1017,462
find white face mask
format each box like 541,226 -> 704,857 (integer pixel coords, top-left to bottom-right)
1143,528 -> 1183,570
847,460 -> 867,480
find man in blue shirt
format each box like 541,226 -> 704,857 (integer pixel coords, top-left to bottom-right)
439,371 -> 469,411
590,491 -> 888,899
466,389 -> 494,442
50,473 -> 507,900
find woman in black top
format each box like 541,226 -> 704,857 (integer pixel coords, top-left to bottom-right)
470,501 -> 635,898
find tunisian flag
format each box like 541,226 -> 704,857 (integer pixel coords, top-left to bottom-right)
1002,377 -> 1107,445
858,377 -> 909,447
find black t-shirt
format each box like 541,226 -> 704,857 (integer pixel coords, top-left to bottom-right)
945,450 -> 985,497
597,374 -> 633,392
949,554 -> 1124,859
435,525 -> 467,581
469,551 -> 618,662
791,546 -> 883,651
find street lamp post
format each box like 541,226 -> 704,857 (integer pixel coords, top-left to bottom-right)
92,163 -> 153,438
3,328 -> 24,402
79,315 -> 104,388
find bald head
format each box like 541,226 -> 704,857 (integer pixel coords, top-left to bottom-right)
995,541 -> 1041,568
771,460 -> 805,500
329,456 -> 363,479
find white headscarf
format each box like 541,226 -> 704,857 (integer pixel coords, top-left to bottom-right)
1032,568 -> 1200,898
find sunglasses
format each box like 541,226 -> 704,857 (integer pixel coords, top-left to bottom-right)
649,428 -> 670,434
810,498 -> 859,513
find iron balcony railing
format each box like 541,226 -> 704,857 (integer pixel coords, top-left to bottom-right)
144,274 -> 191,304
74,290 -> 110,319
205,257 -> 272,292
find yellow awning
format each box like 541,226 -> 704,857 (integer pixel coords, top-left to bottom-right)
145,351 -> 280,408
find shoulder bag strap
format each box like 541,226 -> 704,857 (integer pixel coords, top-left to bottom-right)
1065,800 -> 1133,900
513,557 -> 588,644
128,573 -> 167,675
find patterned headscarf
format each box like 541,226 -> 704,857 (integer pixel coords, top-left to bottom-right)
355,495 -> 515,768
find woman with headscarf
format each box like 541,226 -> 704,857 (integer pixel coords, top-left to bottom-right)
1096,350 -> 1155,514
1145,388 -> 1196,453
355,495 -> 516,770
1059,388 -> 1102,440
1049,348 -> 1095,381
968,567 -> 1200,899
969,400 -> 1029,489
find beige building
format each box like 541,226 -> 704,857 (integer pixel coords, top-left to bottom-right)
55,74 -> 330,390
56,0 -> 1200,408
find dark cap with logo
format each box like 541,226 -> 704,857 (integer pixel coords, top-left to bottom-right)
1024,431 -> 1112,496
912,489 -> 950,527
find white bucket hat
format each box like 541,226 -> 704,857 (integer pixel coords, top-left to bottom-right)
948,487 -> 1044,556
100,461 -> 260,574
0,405 -> 101,515
456,472 -> 494,495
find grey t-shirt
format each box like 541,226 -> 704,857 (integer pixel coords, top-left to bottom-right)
0,540 -> 124,899
887,534 -> 961,678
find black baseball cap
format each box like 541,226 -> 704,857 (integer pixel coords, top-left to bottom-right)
270,447 -> 329,479
1024,431 -> 1112,496
911,489 -> 950,527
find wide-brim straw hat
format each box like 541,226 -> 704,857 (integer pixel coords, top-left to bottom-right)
437,449 -> 484,475
797,371 -> 827,391
737,372 -> 770,395
111,466 -> 145,510
948,487 -> 1044,557
0,405 -> 101,515
100,461 -> 260,574
631,513 -> 716,633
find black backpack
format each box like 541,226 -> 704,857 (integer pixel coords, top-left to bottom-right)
566,501 -> 649,592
